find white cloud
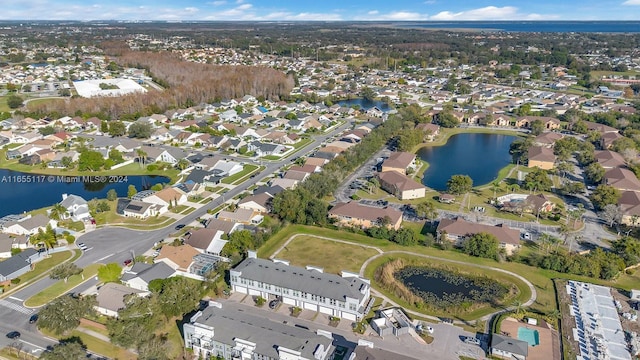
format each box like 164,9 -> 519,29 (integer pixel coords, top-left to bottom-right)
429,6 -> 555,20
356,11 -> 429,21
623,0 -> 640,5
367,10 -> 379,15
424,0 -> 436,4
210,1 -> 227,5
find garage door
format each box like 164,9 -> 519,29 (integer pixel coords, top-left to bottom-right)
319,306 -> 332,315
303,302 -> 318,311
283,297 -> 296,305
248,289 -> 261,296
342,312 -> 356,321
234,286 -> 248,294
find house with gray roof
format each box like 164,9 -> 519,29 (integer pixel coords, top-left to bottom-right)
184,301 -> 333,360
121,262 -> 175,291
491,334 -> 528,360
95,282 -> 150,317
0,248 -> 40,282
230,252 -> 371,321
248,141 -> 284,157
59,194 -> 90,221
2,214 -> 57,236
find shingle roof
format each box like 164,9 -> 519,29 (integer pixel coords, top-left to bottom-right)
96,283 -> 147,313
437,217 -> 520,246
528,146 -> 556,162
382,152 -> 415,170
491,334 -> 529,357
328,202 -> 402,225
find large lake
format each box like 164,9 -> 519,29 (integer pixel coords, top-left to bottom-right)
0,169 -> 169,217
417,133 -> 517,191
336,98 -> 391,111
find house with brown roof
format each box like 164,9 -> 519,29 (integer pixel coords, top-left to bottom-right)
533,132 -> 563,148
328,202 -> 403,230
185,220 -> 240,256
595,150 -> 626,169
525,194 -> 555,214
377,171 -> 426,200
601,132 -> 623,150
238,193 -> 273,214
142,187 -> 187,209
381,152 -> 417,175
283,170 -> 309,182
605,167 -> 640,192
584,121 -> 619,134
217,208 -> 262,224
527,146 -> 556,170
95,283 -> 149,318
618,191 -> 640,226
436,217 -> 521,255
515,116 -> 561,130
305,157 -> 328,167
415,123 -> 440,141
155,244 -> 201,272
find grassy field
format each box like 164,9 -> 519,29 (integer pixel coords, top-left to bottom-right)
0,96 -> 11,112
0,250 -> 79,297
221,164 -> 260,184
40,327 -> 136,360
258,225 -> 640,318
25,97 -> 66,109
24,263 -> 102,307
274,235 -> 379,274
92,199 -> 170,227
591,70 -> 640,79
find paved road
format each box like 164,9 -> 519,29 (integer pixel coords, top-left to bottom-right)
0,119 -> 354,357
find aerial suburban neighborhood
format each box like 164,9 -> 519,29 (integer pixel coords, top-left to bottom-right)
0,9 -> 639,360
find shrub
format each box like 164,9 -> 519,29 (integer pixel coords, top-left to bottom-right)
146,164 -> 157,171
10,278 -> 20,284
255,296 -> 266,307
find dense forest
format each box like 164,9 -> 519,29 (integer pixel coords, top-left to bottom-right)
27,42 -> 293,119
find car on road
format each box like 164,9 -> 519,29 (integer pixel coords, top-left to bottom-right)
269,299 -> 280,309
77,242 -> 88,251
29,313 -> 39,323
6,331 -> 20,339
521,232 -> 531,240
123,259 -> 133,266
175,224 -> 186,230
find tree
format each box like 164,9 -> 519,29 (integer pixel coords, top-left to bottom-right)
157,277 -> 202,318
97,263 -> 123,283
38,295 -> 97,335
6,94 -> 23,109
40,341 -> 87,360
108,121 -> 126,137
585,163 -> 605,184
49,203 -> 68,221
127,184 -> 138,198
100,121 -> 109,133
436,111 -> 460,128
176,158 -> 190,171
523,168 -> 552,192
590,185 -> 620,211
462,232 -> 500,260
106,189 -> 117,201
530,119 -> 545,136
78,150 -> 105,171
600,204 -> 623,227
30,225 -> 58,253
128,122 -> 153,138
360,87 -> 376,101
137,334 -> 171,360
136,148 -> 147,169
391,228 -> 418,246
39,126 -> 56,136
50,263 -> 83,283
446,175 -> 473,195
415,201 -> 438,222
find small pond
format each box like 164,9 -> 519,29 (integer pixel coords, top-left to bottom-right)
394,266 -> 508,309
336,98 -> 391,111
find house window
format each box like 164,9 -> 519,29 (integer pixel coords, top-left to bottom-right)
330,299 -> 336,306
240,278 -> 246,285
349,303 -> 356,311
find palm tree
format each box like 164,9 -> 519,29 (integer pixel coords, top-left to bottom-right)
176,158 -> 190,171
512,300 -> 524,316
48,203 -> 68,221
368,178 -> 379,194
136,149 -> 147,169
29,228 -> 58,255
492,180 -> 502,200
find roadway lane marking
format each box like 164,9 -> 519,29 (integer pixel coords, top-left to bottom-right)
8,296 -> 23,301
0,299 -> 33,314
85,247 -> 93,251
97,253 -> 114,261
19,339 -> 46,350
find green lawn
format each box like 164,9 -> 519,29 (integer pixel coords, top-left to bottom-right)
0,96 -> 12,112
1,250 -> 78,296
24,263 -> 102,307
92,199 -> 170,227
261,155 -> 281,161
40,327 -> 136,360
221,164 -> 261,185
274,235 -> 379,274
291,137 -> 313,150
171,205 -> 189,213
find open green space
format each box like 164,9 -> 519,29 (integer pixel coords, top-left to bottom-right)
40,327 -> 137,360
0,96 -> 12,112
591,70 -> 640,78
261,155 -> 281,161
221,164 -> 260,184
24,263 -> 102,307
92,199 -> 170,227
25,97 -> 66,109
0,250 -> 79,297
274,235 -> 379,274
291,137 -> 313,150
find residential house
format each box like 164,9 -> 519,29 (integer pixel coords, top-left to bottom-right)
491,334 -> 528,360
605,167 -> 640,192
381,152 -> 417,175
328,202 -> 403,230
59,194 -> 90,221
2,214 -> 57,236
122,200 -> 163,219
527,146 -> 556,170
248,141 -> 285,157
184,301 -> 333,360
230,252 -> 371,321
595,150 -> 626,169
619,191 -> 640,226
94,283 -> 150,318
436,217 -> 521,255
186,219 -> 240,255
185,169 -> 223,188
238,193 -> 273,214
121,262 -> 176,291
217,208 -> 262,225
142,187 -> 187,209
155,244 -> 201,273
0,234 -> 14,258
525,194 -> 556,214
377,171 -> 426,200
601,132 -> 624,150
144,147 -> 189,165
584,121 -> 619,134
533,132 -> 563,148
415,123 -> 440,141
305,157 -> 329,167
283,170 -> 310,182
269,178 -> 298,190
0,249 -> 40,282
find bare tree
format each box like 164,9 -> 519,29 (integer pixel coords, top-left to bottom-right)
599,204 -> 623,228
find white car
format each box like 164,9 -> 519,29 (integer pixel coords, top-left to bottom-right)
77,242 -> 88,251
522,232 -> 531,240
464,337 -> 481,345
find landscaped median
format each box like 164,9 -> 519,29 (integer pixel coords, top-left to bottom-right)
24,263 -> 102,307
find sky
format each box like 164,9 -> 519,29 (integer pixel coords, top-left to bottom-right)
1,0 -> 640,21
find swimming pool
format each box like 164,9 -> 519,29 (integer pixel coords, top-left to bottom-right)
518,327 -> 540,346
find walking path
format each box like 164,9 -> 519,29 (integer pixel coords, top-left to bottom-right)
271,233 -> 537,325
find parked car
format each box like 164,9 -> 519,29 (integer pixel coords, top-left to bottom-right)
175,224 -> 186,230
77,242 -> 88,251
29,313 -> 39,324
464,336 -> 481,345
123,259 -> 133,266
6,331 -> 20,339
269,299 -> 280,309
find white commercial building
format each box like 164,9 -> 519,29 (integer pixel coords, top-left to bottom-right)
73,78 -> 147,98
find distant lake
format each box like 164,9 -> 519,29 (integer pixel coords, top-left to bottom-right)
417,133 -> 517,191
0,169 -> 169,217
336,98 -> 391,111
400,21 -> 640,33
